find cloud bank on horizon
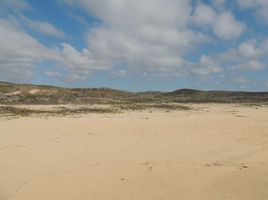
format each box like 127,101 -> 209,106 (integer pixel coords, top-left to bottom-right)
0,0 -> 268,91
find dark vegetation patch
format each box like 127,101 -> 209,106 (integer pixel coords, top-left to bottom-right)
0,106 -> 117,117
115,103 -> 191,111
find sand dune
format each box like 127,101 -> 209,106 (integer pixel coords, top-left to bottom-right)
1,104 -> 268,200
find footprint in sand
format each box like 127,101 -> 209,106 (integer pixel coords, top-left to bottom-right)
205,161 -> 223,167
240,165 -> 248,170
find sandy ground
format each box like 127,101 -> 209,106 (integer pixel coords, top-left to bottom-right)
1,104 -> 268,200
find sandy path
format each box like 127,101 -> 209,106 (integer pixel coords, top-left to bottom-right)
1,104 -> 268,200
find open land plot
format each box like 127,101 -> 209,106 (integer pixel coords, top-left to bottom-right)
0,104 -> 268,200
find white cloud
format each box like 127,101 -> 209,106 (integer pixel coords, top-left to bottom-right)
1,0 -> 244,82
54,43 -> 108,81
212,0 -> 226,8
237,60 -> 265,71
208,38 -> 267,72
192,55 -> 222,76
58,0 -> 212,77
238,39 -> 261,58
0,18 -> 101,82
0,19 -> 53,81
192,3 -> 216,26
20,16 -> 65,38
192,3 -> 245,40
0,0 -> 254,84
67,0 -> 191,28
262,39 -> 268,55
212,12 -> 245,40
237,0 -> 268,22
0,0 -> 31,14
237,0 -> 268,9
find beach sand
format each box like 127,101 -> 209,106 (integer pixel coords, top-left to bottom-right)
1,104 -> 268,200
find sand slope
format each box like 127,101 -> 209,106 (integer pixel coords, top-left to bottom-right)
1,104 -> 268,200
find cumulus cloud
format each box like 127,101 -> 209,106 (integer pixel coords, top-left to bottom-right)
0,0 -> 254,84
0,18 -> 101,82
57,0 -> 216,77
192,3 -> 245,40
0,19 -> 54,81
208,38 -> 268,71
54,43 -> 111,81
65,0 -> 191,28
237,60 -> 265,71
237,0 -> 268,9
1,0 -> 248,83
0,0 -> 31,14
192,3 -> 216,26
212,0 -> 226,8
20,16 -> 66,38
237,0 -> 268,22
191,55 -> 222,76
212,12 -> 245,40
238,39 -> 261,58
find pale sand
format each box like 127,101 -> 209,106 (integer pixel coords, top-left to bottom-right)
1,104 -> 268,200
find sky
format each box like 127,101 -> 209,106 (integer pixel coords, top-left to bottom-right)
0,0 -> 268,92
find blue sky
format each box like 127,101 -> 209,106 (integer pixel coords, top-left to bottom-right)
0,0 -> 268,91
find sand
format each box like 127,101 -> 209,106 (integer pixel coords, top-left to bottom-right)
1,104 -> 268,200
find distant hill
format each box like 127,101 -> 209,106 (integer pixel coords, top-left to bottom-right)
0,81 -> 268,104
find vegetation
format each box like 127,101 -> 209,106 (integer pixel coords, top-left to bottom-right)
1,82 -> 268,105
0,81 -> 268,117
